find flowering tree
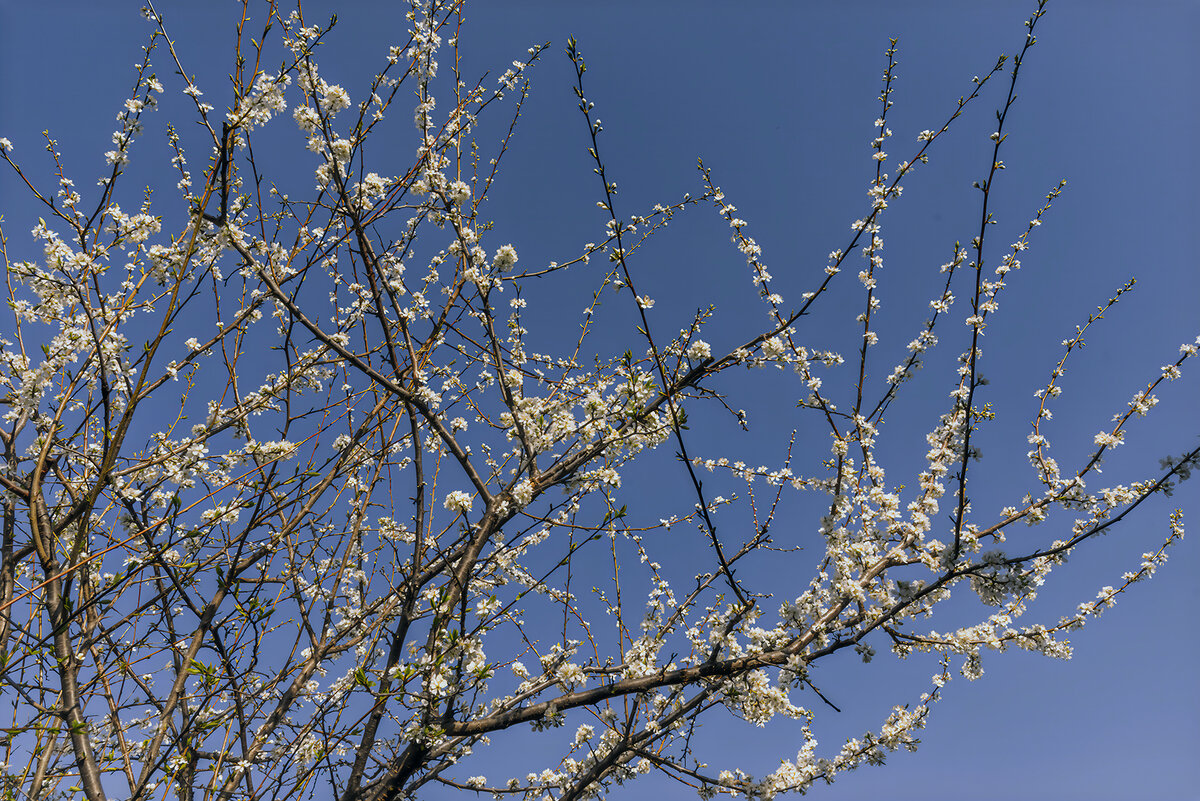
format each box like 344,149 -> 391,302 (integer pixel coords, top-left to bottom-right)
0,1 -> 1195,799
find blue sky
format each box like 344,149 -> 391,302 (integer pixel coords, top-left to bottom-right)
1,1 -> 1197,799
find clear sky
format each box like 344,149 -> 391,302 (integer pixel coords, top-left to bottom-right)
1,1 -> 1197,799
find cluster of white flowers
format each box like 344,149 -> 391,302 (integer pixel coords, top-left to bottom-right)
443,490 -> 474,514
232,72 -> 291,131
492,244 -> 518,272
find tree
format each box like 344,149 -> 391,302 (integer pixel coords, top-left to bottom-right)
0,1 -> 1195,799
